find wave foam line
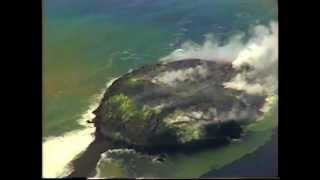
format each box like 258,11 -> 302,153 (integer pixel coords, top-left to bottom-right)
42,77 -> 119,178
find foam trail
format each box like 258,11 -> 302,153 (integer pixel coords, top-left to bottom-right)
42,126 -> 95,178
42,77 -> 119,178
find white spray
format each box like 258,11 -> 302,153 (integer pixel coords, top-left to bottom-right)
42,77 -> 119,178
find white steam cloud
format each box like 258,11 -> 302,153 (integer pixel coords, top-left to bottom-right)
161,21 -> 278,95
152,64 -> 209,87
160,33 -> 244,63
224,22 -> 278,96
160,21 -> 278,113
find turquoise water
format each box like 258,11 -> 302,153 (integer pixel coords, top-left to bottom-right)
43,0 -> 277,138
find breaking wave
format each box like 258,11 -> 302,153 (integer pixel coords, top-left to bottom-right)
42,77 -> 119,178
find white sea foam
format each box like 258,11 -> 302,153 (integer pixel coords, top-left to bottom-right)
42,127 -> 95,178
91,148 -> 137,178
42,77 -> 119,178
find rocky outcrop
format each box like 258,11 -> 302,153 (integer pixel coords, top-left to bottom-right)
92,59 -> 266,149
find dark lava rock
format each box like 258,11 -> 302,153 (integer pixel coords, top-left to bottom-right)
92,59 -> 266,150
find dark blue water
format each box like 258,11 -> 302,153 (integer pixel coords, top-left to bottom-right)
202,129 -> 278,177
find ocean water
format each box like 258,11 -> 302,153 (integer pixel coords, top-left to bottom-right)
43,0 -> 278,178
